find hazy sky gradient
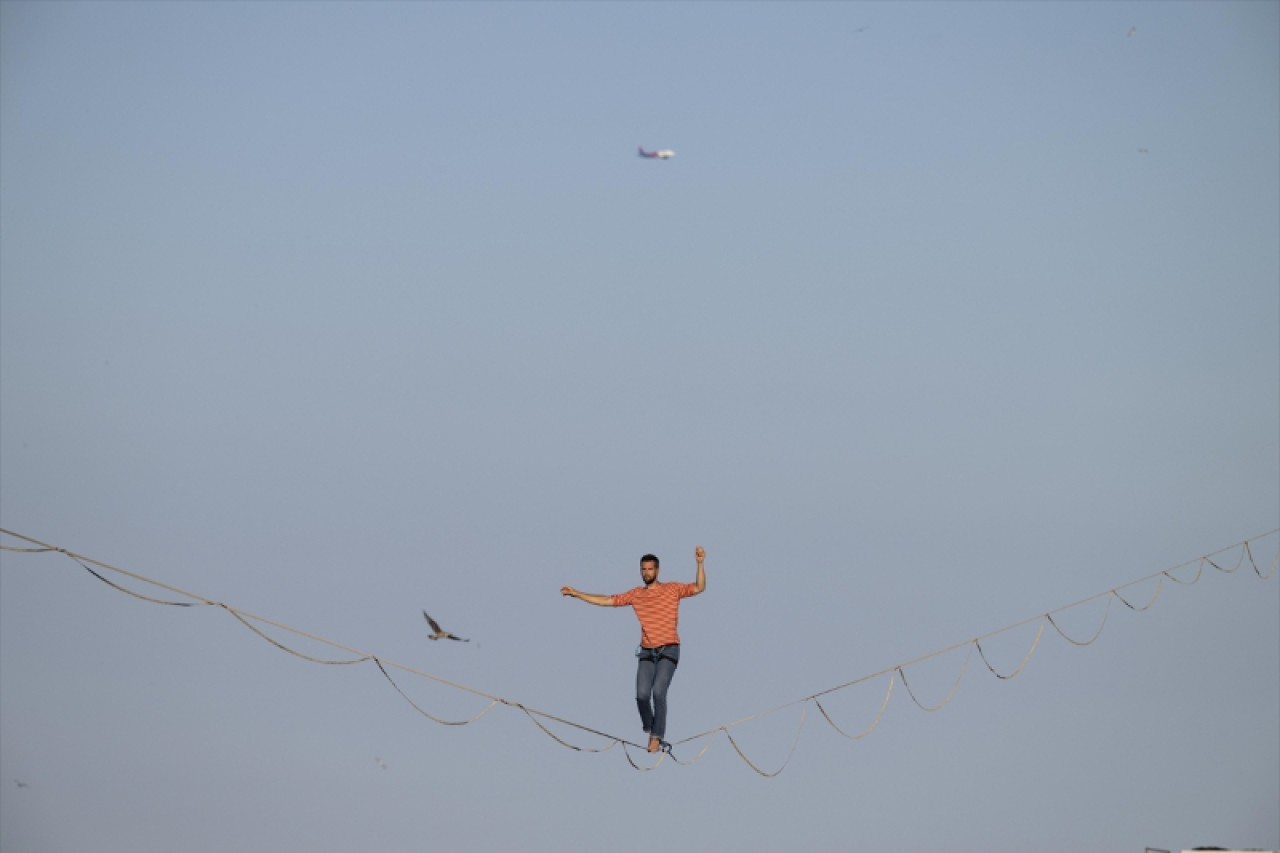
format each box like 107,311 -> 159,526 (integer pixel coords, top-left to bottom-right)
2,2 -> 1277,852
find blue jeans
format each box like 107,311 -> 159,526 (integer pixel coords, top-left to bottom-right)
635,644 -> 680,740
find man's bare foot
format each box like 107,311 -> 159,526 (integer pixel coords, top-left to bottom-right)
648,735 -> 661,753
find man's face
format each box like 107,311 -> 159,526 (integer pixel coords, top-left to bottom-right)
640,560 -> 659,586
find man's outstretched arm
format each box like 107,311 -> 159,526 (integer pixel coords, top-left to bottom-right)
692,545 -> 706,594
561,586 -> 613,606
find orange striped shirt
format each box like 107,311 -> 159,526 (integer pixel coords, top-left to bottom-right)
611,582 -> 699,648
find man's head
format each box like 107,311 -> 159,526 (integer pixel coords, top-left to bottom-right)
640,553 -> 660,586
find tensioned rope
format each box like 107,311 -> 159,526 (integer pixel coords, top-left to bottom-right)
1,526 -> 1275,776
0,529 -> 652,761
666,531 -> 1277,775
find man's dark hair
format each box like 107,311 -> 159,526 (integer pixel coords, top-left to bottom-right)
640,553 -> 660,567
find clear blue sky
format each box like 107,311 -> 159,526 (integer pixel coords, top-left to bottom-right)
2,2 -> 1277,851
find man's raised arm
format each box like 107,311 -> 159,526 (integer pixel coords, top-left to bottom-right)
561,586 -> 613,606
693,545 -> 706,594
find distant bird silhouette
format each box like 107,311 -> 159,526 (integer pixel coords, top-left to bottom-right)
374,757 -> 388,770
1127,26 -> 1136,37
423,610 -> 469,642
15,780 -> 28,788
1138,148 -> 1149,154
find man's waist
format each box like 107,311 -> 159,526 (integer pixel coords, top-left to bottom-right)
636,644 -> 681,663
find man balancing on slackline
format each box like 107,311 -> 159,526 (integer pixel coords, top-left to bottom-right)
561,547 -> 706,753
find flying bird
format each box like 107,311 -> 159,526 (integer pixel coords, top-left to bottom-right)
1127,26 -> 1136,37
14,780 -> 28,788
423,610 -> 469,642
638,146 -> 675,160
374,757 -> 388,770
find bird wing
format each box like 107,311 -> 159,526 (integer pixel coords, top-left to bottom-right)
423,610 -> 443,633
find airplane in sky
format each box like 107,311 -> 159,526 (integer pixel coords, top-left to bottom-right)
638,146 -> 675,160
